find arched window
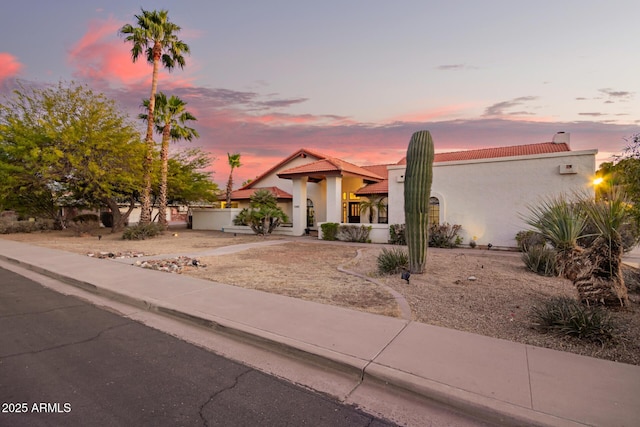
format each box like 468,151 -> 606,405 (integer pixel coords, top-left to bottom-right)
429,197 -> 440,225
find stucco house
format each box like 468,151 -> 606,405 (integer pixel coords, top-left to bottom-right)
192,132 -> 597,248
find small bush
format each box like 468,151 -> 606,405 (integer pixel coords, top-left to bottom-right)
338,224 -> 372,243
377,247 -> 409,275
0,218 -> 55,234
321,222 -> 339,241
522,245 -> 557,276
69,214 -> 100,236
389,224 -> 406,245
122,223 -> 164,240
515,230 -> 546,252
233,208 -> 250,226
530,296 -> 616,344
428,223 -> 462,248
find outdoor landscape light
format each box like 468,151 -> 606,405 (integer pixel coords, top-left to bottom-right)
401,271 -> 410,284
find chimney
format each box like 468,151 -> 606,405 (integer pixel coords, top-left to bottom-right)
552,131 -> 570,148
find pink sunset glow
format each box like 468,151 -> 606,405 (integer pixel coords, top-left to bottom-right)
0,53 -> 23,83
1,3 -> 636,190
68,18 -> 195,88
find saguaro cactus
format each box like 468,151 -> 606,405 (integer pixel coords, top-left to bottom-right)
404,130 -> 435,274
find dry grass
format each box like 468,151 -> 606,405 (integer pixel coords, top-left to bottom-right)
2,228 -> 639,365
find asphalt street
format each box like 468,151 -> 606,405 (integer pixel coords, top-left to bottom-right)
0,266 -> 395,427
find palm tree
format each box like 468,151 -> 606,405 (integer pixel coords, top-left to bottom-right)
140,93 -> 198,228
225,153 -> 242,208
359,196 -> 387,223
119,8 -> 190,224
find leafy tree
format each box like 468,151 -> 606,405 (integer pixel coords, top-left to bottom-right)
226,153 -> 241,208
140,92 -> 198,228
0,82 -> 144,231
233,189 -> 288,236
119,8 -> 190,224
166,148 -> 218,206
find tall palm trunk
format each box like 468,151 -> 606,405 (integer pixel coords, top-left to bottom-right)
225,168 -> 235,208
158,124 -> 170,228
139,45 -> 161,224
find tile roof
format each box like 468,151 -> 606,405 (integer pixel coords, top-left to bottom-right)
239,148 -> 330,190
230,186 -> 293,200
355,180 -> 388,195
397,142 -> 571,164
278,157 -> 384,181
361,164 -> 391,179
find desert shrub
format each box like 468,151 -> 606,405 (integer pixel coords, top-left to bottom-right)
428,223 -> 462,248
389,224 -> 406,245
69,214 -> 100,236
122,223 -> 164,240
377,247 -> 409,275
233,208 -> 250,226
321,222 -> 339,241
530,296 -> 616,343
338,224 -> 372,243
515,230 -> 546,251
0,218 -> 55,234
235,190 -> 289,236
522,245 -> 557,276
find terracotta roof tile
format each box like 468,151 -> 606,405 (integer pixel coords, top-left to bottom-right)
397,142 -> 571,164
239,148 -> 329,190
355,180 -> 388,195
278,158 -> 384,181
230,186 -> 292,200
361,164 -> 391,179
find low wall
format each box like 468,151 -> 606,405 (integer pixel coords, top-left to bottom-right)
317,222 -> 390,244
222,224 -> 295,237
191,208 -> 241,231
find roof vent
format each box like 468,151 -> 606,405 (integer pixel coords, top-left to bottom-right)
552,132 -> 570,147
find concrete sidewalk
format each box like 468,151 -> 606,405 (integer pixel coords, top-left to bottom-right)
1,239 -> 639,427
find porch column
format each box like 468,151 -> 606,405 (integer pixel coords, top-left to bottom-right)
326,176 -> 342,223
291,177 -> 308,236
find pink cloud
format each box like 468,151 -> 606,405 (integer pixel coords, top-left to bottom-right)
0,53 -> 23,83
68,17 -> 194,88
390,103 -> 474,123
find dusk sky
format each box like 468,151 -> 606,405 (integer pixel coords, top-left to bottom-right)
1,1 -> 638,187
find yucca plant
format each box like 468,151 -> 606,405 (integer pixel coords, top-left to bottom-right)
524,194 -> 587,280
573,188 -> 631,306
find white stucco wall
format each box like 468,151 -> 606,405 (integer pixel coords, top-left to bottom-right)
124,207 -> 170,224
191,208 -> 241,230
387,149 -> 597,248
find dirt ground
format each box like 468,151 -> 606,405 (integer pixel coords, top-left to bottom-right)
2,228 -> 639,366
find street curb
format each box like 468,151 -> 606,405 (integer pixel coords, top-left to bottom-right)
0,253 -> 593,426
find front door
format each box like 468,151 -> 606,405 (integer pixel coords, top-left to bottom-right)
348,202 -> 360,223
